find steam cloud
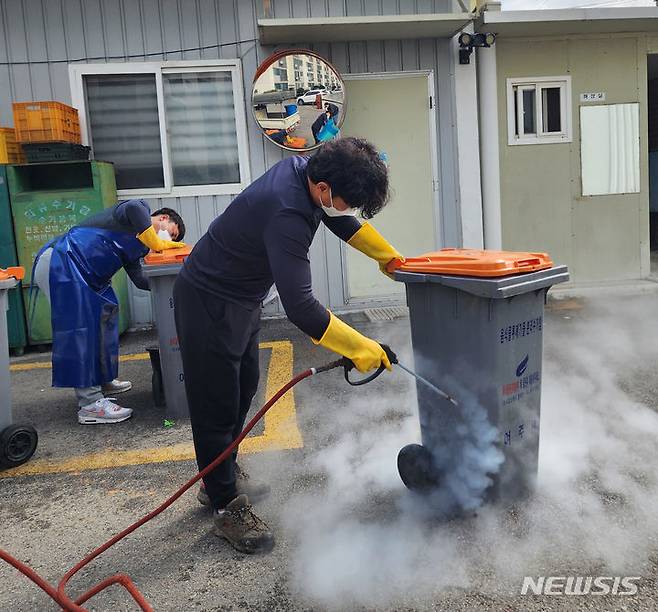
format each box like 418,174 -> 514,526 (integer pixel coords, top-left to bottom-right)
274,297 -> 658,609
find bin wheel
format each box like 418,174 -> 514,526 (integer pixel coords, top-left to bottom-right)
0,424 -> 38,469
397,443 -> 441,492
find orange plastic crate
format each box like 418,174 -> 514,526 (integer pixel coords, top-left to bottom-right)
13,101 -> 81,144
0,127 -> 25,163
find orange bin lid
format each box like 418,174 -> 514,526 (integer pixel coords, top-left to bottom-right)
390,249 -> 553,278
144,245 -> 193,266
0,266 -> 25,281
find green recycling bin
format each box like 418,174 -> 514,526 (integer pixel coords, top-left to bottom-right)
393,249 -> 569,515
6,161 -> 131,345
0,166 -> 27,354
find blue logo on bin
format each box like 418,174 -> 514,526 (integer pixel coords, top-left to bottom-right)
516,355 -> 529,378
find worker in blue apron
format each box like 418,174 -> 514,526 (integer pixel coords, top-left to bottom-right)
311,110 -> 330,144
324,101 -> 339,121
174,137 -> 403,553
33,200 -> 186,425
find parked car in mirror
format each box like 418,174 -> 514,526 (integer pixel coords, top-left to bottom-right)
296,89 -> 328,105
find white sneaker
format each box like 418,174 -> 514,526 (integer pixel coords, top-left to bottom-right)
101,379 -> 133,395
77,398 -> 133,424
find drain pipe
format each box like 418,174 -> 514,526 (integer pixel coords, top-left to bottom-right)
476,1 -> 503,250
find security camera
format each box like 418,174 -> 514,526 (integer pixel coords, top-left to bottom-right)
458,31 -> 496,65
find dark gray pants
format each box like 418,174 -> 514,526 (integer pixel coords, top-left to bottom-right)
173,274 -> 261,510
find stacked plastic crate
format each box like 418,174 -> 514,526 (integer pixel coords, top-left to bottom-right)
12,101 -> 90,163
0,128 -> 25,164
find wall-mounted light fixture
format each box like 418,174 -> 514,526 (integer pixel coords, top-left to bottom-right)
458,32 -> 496,65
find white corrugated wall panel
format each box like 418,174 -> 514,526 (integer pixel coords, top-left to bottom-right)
0,0 -> 459,325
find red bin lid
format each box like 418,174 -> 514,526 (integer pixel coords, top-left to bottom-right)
388,249 -> 553,277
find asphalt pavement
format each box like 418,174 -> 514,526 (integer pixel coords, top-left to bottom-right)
1,297 -> 658,611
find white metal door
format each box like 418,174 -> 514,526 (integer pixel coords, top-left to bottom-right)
341,72 -> 438,305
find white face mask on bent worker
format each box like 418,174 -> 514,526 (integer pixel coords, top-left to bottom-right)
320,187 -> 358,218
156,218 -> 173,241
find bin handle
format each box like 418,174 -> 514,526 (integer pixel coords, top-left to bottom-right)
147,251 -> 189,264
514,257 -> 541,268
385,257 -> 430,274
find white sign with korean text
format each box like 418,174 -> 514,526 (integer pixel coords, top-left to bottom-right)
580,92 -> 606,103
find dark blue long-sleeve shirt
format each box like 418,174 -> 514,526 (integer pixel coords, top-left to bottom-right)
78,199 -> 152,290
180,156 -> 361,339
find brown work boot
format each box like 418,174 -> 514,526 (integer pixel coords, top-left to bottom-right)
235,463 -> 272,501
213,494 -> 275,554
197,464 -> 271,507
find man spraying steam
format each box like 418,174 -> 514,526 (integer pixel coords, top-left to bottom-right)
174,137 -> 403,553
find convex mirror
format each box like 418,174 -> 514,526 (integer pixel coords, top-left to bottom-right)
252,49 -> 346,152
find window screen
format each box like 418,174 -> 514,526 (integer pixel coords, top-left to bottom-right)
522,89 -> 536,135
85,74 -> 164,190
163,71 -> 240,186
542,87 -> 562,133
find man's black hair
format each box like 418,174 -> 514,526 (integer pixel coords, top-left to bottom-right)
323,102 -> 339,118
152,207 -> 186,241
306,137 -> 389,219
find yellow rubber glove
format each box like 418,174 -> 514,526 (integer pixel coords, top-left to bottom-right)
347,222 -> 404,279
313,312 -> 391,373
137,226 -> 187,252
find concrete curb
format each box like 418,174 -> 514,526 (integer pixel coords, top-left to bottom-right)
549,279 -> 658,300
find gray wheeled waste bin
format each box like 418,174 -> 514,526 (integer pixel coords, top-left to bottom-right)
143,248 -> 191,419
0,266 -> 38,468
393,249 -> 569,512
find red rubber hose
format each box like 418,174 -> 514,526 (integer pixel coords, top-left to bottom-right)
0,367 -> 315,612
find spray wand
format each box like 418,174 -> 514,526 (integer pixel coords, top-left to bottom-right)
341,344 -> 459,407
395,363 -> 458,407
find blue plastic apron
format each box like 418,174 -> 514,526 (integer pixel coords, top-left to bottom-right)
317,118 -> 339,142
45,227 -> 147,388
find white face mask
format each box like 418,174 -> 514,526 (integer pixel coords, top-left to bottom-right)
320,188 -> 357,218
157,228 -> 172,241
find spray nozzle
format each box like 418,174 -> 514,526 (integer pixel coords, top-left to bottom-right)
342,344 -> 397,386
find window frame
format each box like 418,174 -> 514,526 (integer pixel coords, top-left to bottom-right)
69,60 -> 251,198
506,75 -> 572,146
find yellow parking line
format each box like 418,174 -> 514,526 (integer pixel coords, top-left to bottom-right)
259,341 -> 304,450
1,341 -> 303,478
10,361 -> 52,371
119,352 -> 150,362
10,352 -> 150,371
0,436 -> 288,479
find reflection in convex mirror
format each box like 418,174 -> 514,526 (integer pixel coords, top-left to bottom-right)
252,49 -> 346,152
